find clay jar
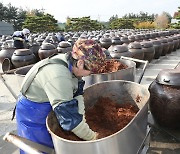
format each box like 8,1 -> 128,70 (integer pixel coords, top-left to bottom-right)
128,35 -> 135,43
109,45 -> 132,59
166,37 -> 174,54
149,69 -> 180,129
0,44 -> 16,63
29,43 -> 40,61
111,36 -> 122,45
99,37 -> 112,49
11,49 -> 36,68
120,36 -> 129,45
128,42 -> 144,60
158,38 -> 169,56
57,41 -> 72,54
172,36 -> 179,51
151,40 -> 163,59
36,38 -> 44,46
140,41 -> 155,62
38,43 -> 58,60
177,35 -> 180,49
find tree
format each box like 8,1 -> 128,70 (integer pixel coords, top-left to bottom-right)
109,18 -> 134,29
154,12 -> 169,29
122,11 -> 156,21
23,13 -> 59,33
109,15 -> 118,23
0,2 -> 7,21
65,16 -> 104,31
14,8 -> 27,30
4,3 -> 17,23
134,21 -> 155,29
171,7 -> 180,29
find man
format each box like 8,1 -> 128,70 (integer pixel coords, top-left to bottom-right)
15,39 -> 106,153
12,28 -> 30,49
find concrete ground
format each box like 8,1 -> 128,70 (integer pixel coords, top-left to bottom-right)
0,49 -> 180,154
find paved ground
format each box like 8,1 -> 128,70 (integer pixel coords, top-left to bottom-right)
0,49 -> 180,154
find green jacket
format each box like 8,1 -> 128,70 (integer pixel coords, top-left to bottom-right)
21,53 -> 96,140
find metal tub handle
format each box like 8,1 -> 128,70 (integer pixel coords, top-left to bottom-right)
3,132 -> 55,154
120,56 -> 149,84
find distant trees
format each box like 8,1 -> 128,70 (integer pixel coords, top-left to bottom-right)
134,21 -> 155,29
65,16 -> 104,31
154,12 -> 171,29
171,7 -> 180,29
109,18 -> 134,29
0,2 -> 59,32
108,11 -> 156,29
23,13 -> 59,33
122,11 -> 156,21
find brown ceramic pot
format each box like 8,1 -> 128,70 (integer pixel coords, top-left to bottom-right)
149,69 -> 180,129
11,49 -> 36,68
0,47 -> 16,63
57,41 -> 72,54
99,37 -> 112,49
140,41 -> 155,62
109,45 -> 132,59
151,40 -> 163,59
38,43 -> 58,60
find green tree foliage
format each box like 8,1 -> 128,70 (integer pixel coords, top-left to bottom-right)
0,2 -> 7,21
14,9 -> 27,30
109,18 -> 134,29
65,16 -> 104,31
122,11 -> 156,21
171,7 -> 180,29
23,13 -> 59,33
134,21 -> 155,29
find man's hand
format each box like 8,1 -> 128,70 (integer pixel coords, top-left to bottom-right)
91,132 -> 99,140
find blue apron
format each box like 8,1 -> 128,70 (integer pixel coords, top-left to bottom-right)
16,95 -> 54,154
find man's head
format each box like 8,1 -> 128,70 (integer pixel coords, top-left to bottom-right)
22,28 -> 30,36
71,39 -> 106,74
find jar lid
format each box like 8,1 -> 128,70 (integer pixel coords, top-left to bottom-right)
113,45 -> 128,53
141,41 -> 153,48
128,42 -> 142,49
58,41 -> 72,48
14,49 -> 32,56
156,69 -> 180,86
40,43 -> 56,50
100,37 -> 112,43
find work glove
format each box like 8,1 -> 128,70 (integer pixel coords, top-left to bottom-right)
73,80 -> 85,97
91,132 -> 99,140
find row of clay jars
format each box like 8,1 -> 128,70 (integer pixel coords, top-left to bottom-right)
108,42 -> 144,68
108,40 -> 160,63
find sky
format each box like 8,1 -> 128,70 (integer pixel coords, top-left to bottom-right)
1,0 -> 179,22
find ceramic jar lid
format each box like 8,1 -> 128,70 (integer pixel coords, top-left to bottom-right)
156,69 -> 180,86
40,43 -> 56,50
58,41 -> 72,48
100,37 -> 112,43
128,42 -> 142,49
141,41 -> 153,48
14,49 -> 32,56
113,45 -> 128,53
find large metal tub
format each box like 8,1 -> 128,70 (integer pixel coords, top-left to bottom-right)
82,59 -> 136,88
47,80 -> 150,154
